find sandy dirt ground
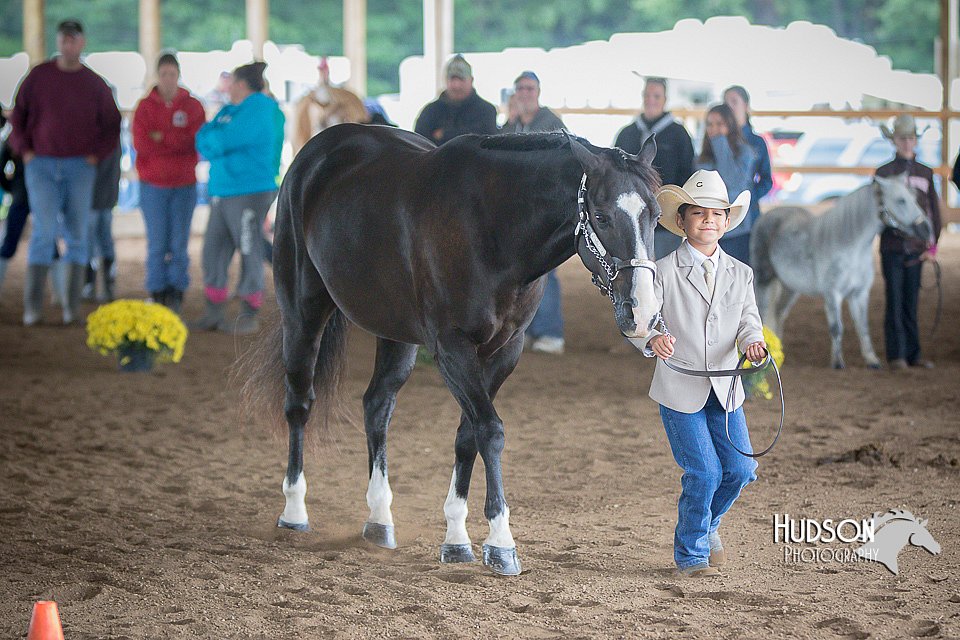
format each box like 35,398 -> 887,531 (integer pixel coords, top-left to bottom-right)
1,230 -> 958,639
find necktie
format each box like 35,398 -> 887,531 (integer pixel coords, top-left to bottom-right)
703,259 -> 715,298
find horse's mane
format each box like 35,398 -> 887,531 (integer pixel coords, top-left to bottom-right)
479,133 -> 662,191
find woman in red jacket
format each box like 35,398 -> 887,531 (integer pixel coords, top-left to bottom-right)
133,52 -> 205,312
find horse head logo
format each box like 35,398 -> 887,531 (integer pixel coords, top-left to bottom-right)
855,509 -> 941,575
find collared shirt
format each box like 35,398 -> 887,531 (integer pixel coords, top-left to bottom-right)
684,240 -> 720,276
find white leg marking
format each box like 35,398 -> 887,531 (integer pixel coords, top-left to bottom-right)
443,470 -> 471,545
484,507 -> 515,548
281,472 -> 308,525
365,466 -> 394,526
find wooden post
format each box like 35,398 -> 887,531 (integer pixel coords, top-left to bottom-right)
343,0 -> 367,97
423,0 -> 453,97
940,0 -> 958,223
246,0 -> 269,61
23,0 -> 45,66
139,0 -> 161,85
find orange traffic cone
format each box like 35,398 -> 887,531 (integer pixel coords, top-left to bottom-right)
27,601 -> 64,640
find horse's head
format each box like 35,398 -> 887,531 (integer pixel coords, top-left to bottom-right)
909,518 -> 942,556
874,175 -> 932,244
567,133 -> 661,338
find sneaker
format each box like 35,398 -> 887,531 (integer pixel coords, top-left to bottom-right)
888,359 -> 908,371
908,359 -> 934,369
530,336 -> 565,355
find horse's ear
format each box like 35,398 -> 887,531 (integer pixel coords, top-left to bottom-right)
637,133 -> 657,166
565,131 -> 602,175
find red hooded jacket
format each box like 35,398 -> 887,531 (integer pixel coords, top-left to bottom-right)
133,86 -> 205,187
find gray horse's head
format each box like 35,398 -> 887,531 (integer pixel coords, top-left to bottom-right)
874,175 -> 933,244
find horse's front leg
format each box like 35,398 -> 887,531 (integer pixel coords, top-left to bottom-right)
823,292 -> 846,369
846,288 -> 882,369
436,332 -> 524,576
361,339 -> 418,549
440,416 -> 479,563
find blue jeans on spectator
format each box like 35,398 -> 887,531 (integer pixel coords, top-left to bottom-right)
88,208 -> 115,262
880,250 -> 923,363
659,391 -> 758,569
24,156 -> 96,266
527,269 -> 563,339
140,182 -> 197,293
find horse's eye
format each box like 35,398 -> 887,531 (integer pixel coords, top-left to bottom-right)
594,212 -> 608,224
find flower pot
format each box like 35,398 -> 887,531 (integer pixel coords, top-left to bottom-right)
117,344 -> 156,372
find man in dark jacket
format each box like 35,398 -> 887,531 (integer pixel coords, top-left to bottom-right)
615,77 -> 694,258
414,55 -> 497,146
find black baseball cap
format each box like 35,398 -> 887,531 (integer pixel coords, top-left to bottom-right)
56,19 -> 84,36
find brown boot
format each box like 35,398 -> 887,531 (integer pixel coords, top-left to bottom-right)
679,564 -> 721,578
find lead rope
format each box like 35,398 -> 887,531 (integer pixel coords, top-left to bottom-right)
653,313 -> 784,458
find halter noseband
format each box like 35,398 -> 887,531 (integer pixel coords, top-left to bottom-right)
574,173 -> 657,303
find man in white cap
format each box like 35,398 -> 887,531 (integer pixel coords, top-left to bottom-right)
414,54 -> 497,146
876,114 -> 940,370
631,169 -> 765,578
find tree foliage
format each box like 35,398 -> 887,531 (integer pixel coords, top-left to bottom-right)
0,0 -> 940,95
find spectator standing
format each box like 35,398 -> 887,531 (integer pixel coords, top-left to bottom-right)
876,115 -> 941,369
132,52 -> 205,312
414,55 -> 497,145
501,71 -> 568,355
192,61 -> 278,334
696,104 -> 757,264
723,85 -> 773,260
615,77 -> 695,259
83,141 -> 121,302
8,18 -> 121,326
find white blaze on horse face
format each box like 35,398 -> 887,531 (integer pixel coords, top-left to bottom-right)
366,466 -> 394,525
485,507 -> 516,548
617,191 -> 657,337
443,470 -> 471,545
281,473 -> 308,526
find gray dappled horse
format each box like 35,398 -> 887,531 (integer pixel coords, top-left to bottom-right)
242,125 -> 662,575
751,175 -> 931,369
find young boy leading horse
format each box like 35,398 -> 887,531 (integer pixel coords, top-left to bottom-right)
633,170 -> 766,577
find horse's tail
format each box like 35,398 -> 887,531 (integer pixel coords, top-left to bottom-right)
750,207 -> 783,287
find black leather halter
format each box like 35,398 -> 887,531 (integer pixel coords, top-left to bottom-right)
574,173 -> 657,302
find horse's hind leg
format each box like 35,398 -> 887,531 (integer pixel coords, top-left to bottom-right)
823,291 -> 846,369
437,332 -> 525,575
847,288 -> 882,369
772,283 -> 800,338
361,338 -> 418,549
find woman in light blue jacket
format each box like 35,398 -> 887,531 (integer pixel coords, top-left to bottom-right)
193,61 -> 282,334
696,104 -> 757,264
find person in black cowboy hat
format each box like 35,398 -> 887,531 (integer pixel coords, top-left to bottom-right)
875,115 -> 941,370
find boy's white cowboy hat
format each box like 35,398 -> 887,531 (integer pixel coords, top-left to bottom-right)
880,114 -> 928,140
656,170 -> 751,237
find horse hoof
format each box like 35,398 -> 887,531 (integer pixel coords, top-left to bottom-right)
832,363 -> 845,370
867,363 -> 882,370
482,544 -> 522,576
277,517 -> 310,532
440,543 -> 476,563
362,522 -> 397,549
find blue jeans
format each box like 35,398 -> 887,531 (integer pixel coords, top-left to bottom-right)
527,269 -> 563,339
24,156 -> 96,266
659,391 -> 758,569
88,208 -> 115,262
140,182 -> 197,292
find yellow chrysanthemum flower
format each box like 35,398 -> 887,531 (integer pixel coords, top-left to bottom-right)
86,300 -> 189,365
741,325 -> 784,400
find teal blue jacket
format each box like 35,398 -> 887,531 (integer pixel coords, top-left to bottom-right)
196,92 -> 280,197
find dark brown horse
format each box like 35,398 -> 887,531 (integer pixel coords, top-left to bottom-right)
249,124 -> 661,575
